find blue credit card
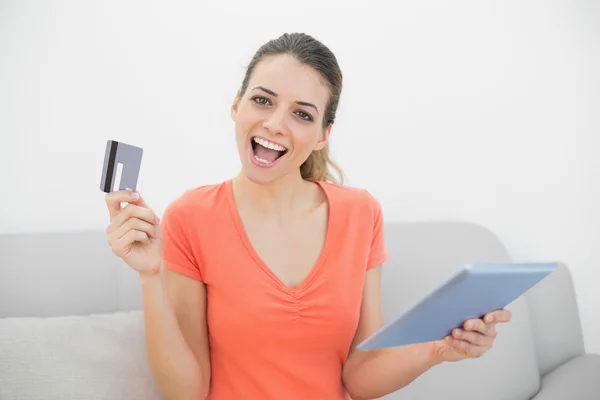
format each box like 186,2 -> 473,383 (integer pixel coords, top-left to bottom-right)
99,140 -> 143,193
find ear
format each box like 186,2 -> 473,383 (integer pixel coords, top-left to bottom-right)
231,89 -> 241,121
313,123 -> 332,151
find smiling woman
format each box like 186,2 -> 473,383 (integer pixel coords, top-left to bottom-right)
231,34 -> 344,185
104,32 -> 511,400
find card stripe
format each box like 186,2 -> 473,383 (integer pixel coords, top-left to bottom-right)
103,141 -> 119,192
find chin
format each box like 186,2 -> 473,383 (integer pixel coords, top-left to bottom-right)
239,161 -> 284,185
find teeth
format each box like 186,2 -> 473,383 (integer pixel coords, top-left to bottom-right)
253,137 -> 287,152
254,154 -> 271,164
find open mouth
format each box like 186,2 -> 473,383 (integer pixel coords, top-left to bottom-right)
251,136 -> 288,165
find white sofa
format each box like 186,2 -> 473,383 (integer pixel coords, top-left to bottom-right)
1,221 -> 599,399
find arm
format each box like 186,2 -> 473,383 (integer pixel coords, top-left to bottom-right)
140,264 -> 211,400
342,265 -> 442,400
104,190 -> 210,399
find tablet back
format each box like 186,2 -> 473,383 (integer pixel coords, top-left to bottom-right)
358,262 -> 558,350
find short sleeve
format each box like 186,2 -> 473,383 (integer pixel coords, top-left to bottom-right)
160,200 -> 203,281
366,194 -> 390,270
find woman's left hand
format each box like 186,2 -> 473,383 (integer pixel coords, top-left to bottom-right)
433,309 -> 512,363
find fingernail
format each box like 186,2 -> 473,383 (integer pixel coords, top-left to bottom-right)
131,192 -> 139,200
154,215 -> 160,224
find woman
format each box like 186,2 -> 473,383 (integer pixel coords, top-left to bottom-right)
105,33 -> 511,400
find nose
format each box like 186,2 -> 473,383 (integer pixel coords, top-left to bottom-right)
262,107 -> 289,136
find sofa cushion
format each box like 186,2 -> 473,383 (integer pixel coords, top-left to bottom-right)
531,354 -> 600,400
0,311 -> 163,400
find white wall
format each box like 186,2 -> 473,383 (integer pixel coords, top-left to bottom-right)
1,1 -> 599,352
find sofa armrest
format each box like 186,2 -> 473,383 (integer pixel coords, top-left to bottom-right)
525,262 -> 585,376
530,354 -> 600,400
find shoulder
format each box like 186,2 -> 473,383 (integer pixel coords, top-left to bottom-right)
162,180 -> 230,222
321,181 -> 389,268
319,181 -> 383,219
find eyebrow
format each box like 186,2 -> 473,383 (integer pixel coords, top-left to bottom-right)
252,86 -> 319,114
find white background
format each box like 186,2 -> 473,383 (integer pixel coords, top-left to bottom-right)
1,1 -> 599,352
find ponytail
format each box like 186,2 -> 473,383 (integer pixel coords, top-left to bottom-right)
300,143 -> 344,185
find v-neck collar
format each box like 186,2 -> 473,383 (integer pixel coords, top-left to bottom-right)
225,178 -> 336,297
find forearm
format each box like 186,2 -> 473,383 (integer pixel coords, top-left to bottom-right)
342,342 -> 442,399
140,270 -> 208,400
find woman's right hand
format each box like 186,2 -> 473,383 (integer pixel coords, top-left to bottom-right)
105,190 -> 163,276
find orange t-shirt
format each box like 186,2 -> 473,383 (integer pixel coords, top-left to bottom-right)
160,179 -> 389,400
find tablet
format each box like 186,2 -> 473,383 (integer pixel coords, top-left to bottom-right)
356,262 -> 559,351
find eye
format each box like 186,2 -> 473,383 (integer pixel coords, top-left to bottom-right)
251,96 -> 271,106
295,110 -> 313,122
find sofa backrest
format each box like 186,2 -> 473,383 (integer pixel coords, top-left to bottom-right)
0,230 -> 143,318
379,221 -> 541,400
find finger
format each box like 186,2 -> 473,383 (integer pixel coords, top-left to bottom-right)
445,336 -> 485,358
112,217 -> 158,241
464,318 -> 490,335
452,328 -> 494,347
486,309 -> 512,324
112,203 -> 159,230
113,230 -> 150,256
105,190 -> 141,219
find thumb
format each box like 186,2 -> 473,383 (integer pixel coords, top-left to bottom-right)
154,223 -> 163,240
129,191 -> 151,209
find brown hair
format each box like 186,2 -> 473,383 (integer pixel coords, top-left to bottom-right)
238,33 -> 344,185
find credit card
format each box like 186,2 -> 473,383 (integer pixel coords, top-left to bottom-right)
100,140 -> 143,193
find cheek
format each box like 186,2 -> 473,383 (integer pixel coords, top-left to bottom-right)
290,129 -> 321,153
234,109 -> 255,139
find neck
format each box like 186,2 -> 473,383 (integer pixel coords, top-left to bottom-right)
231,170 -> 318,216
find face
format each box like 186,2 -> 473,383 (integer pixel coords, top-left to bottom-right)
231,54 -> 332,184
